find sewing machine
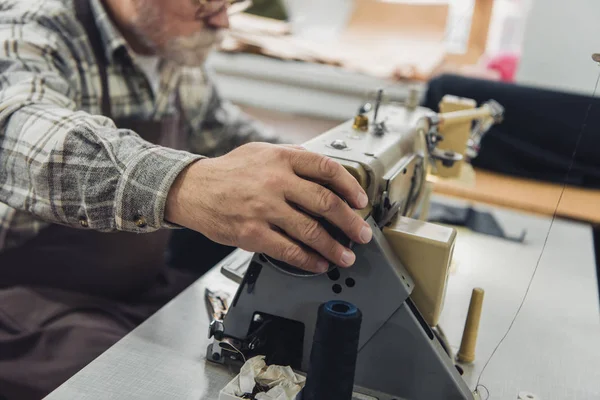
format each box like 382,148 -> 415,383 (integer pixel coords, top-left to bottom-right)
206,91 -> 504,400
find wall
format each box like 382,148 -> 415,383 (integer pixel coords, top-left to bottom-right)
516,0 -> 600,96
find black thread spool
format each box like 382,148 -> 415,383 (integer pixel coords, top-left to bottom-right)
303,300 -> 362,400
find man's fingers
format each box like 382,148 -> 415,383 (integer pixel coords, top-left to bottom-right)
272,206 -> 357,268
288,151 -> 368,210
261,229 -> 330,273
284,178 -> 372,246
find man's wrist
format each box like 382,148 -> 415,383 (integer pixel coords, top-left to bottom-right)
164,158 -> 206,227
114,146 -> 204,232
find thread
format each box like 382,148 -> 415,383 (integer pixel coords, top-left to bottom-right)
475,384 -> 490,400
476,66 -> 600,389
222,341 -> 246,364
303,301 -> 363,400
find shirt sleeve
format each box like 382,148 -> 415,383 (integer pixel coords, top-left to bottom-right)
0,17 -> 201,233
186,71 -> 281,157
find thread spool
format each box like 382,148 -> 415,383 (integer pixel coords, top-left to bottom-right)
303,300 -> 363,400
457,288 -> 485,363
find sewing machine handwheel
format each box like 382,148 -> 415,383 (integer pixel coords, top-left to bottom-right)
262,218 -> 352,277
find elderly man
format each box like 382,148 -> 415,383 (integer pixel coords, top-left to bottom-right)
0,0 -> 373,397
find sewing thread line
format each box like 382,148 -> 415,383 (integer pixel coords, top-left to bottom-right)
474,66 -> 600,394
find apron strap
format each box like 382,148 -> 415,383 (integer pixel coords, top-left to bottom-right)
73,0 -> 112,118
72,0 -> 185,151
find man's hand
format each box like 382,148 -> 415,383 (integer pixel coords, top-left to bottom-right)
165,143 -> 373,273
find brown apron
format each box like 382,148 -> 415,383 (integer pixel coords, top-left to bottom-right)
0,1 -> 200,398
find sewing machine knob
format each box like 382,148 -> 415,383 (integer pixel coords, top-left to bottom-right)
352,114 -> 369,131
330,139 -> 348,150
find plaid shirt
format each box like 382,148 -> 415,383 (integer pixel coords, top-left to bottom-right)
0,0 -> 275,252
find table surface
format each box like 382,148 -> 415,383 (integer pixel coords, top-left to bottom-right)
431,168 -> 600,226
45,197 -> 600,400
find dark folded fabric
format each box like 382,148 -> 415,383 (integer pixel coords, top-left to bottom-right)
427,202 -> 526,243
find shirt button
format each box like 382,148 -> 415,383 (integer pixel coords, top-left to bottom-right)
79,217 -> 89,228
134,215 -> 147,228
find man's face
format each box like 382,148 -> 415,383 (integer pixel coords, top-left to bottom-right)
130,0 -> 229,66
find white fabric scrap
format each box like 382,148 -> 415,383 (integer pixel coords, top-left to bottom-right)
228,356 -> 306,399
238,356 -> 267,394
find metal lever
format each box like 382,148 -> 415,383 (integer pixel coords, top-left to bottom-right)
372,89 -> 387,136
467,100 -> 504,159
373,88 -> 383,123
428,99 -> 504,160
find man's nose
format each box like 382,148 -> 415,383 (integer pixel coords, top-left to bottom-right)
207,8 -> 229,29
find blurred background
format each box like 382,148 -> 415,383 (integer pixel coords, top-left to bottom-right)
209,0 -> 600,147
210,0 -> 536,141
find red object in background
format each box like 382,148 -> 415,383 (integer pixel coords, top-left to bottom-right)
486,52 -> 520,82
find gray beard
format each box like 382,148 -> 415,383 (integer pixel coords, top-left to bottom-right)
163,30 -> 224,67
131,1 -> 223,67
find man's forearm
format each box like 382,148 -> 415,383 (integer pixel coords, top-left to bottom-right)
0,16 -> 204,234
0,98 -> 202,232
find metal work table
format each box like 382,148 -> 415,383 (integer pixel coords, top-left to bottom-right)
45,197 -> 600,400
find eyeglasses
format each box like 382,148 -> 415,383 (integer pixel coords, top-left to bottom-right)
194,0 -> 250,20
